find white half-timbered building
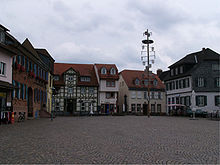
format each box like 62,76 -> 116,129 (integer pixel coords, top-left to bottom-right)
53,63 -> 98,115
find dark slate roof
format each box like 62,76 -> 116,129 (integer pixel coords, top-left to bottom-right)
169,48 -> 220,68
164,48 -> 220,81
159,70 -> 169,81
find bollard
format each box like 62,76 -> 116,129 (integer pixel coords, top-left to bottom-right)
11,112 -> 15,124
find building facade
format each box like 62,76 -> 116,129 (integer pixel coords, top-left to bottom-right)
118,70 -> 166,115
53,63 -> 98,115
94,64 -> 119,114
0,25 -> 15,113
160,48 -> 220,114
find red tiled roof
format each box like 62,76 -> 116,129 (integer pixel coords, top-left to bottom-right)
120,70 -> 165,90
54,63 -> 98,87
95,64 -> 119,80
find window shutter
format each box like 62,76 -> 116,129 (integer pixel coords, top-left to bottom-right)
23,84 -> 25,99
196,96 -> 199,106
26,85 -> 28,100
214,78 -> 217,87
204,96 -> 207,106
204,78 -> 207,87
215,96 -> 217,106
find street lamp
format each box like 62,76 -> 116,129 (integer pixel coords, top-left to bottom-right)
141,29 -> 155,118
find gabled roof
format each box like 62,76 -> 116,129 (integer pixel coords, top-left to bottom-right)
164,48 -> 220,81
169,48 -> 220,68
120,70 -> 165,90
35,48 -> 55,62
94,64 -> 119,80
54,63 -> 98,87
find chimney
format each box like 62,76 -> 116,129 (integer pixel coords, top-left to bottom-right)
157,69 -> 162,76
202,48 -> 206,55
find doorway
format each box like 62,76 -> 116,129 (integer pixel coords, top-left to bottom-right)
143,103 -> 148,115
28,87 -> 33,117
67,99 -> 76,114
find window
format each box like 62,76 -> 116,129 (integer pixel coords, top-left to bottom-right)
68,76 -> 73,81
106,92 -> 115,99
144,91 -> 148,99
137,104 -> 141,112
158,92 -> 161,99
180,66 -> 183,74
101,67 -> 107,74
0,31 -> 5,43
151,104 -> 155,113
175,68 -> 178,75
81,87 -> 86,94
186,96 -> 191,106
215,96 -> 220,106
131,104 -> 136,112
131,91 -> 136,99
176,80 -> 179,89
80,76 -> 91,82
16,82 -> 20,99
106,80 -> 115,87
68,88 -> 73,94
153,79 -> 158,86
54,75 -> 59,81
81,102 -> 85,111
110,68 -> 116,75
197,77 -> 205,87
89,87 -> 94,95
135,78 -> 140,85
137,91 -> 142,99
154,92 -> 158,99
212,64 -> 220,71
171,69 -> 174,76
185,78 -> 190,88
215,77 -> 220,87
196,95 -> 207,107
0,62 -> 6,76
150,91 -> 154,99
168,98 -> 171,104
172,81 -> 175,90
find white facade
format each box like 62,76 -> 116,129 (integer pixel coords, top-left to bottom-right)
0,51 -> 12,84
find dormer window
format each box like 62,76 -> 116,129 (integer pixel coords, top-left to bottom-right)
110,68 -> 116,75
101,67 -> 107,74
171,69 -> 174,76
175,68 -> 178,75
144,79 -> 148,86
54,75 -> 59,81
0,31 -> 5,43
180,66 -> 183,74
135,78 -> 140,85
153,79 -> 158,86
80,76 -> 91,82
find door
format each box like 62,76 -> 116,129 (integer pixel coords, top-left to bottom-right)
67,99 -> 76,114
143,104 -> 148,115
28,87 -> 33,117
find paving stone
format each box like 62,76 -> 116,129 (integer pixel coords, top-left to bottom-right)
0,116 -> 219,164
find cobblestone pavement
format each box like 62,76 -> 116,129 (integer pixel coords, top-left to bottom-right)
0,116 -> 219,164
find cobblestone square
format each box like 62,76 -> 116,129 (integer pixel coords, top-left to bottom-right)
0,116 -> 219,164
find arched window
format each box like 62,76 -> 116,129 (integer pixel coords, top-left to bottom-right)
110,68 -> 116,75
135,78 -> 140,85
101,67 -> 107,74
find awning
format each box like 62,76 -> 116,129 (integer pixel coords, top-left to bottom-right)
0,80 -> 14,90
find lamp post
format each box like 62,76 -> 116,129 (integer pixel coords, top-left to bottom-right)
51,87 -> 56,121
141,29 -> 155,117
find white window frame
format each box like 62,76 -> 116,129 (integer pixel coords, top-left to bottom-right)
0,62 -> 6,76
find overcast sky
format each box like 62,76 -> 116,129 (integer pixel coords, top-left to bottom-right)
1,0 -> 220,72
